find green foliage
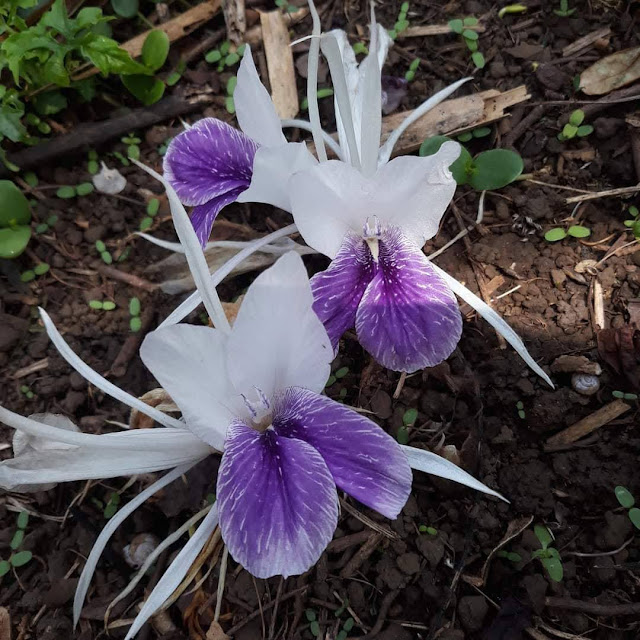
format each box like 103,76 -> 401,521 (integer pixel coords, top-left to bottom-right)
532,524 -> 563,582
419,135 -> 523,190
129,296 -> 141,332
402,408 -> 418,427
121,30 -> 169,105
497,549 -> 522,563
0,179 -> 32,258
545,225 -> 591,242
205,41 -> 245,73
624,205 -> 640,239
558,110 -> 593,141
554,0 -> 576,17
352,42 -> 369,56
612,390 -> 637,401
103,491 -> 120,518
498,4 -> 528,18
516,400 -> 525,419
614,486 -> 640,530
129,297 -> 141,317
275,0 -> 298,13
56,183 -> 93,198
448,16 -> 484,68
405,58 -> 420,82
111,0 -> 138,19
419,524 -> 438,535
388,2 -> 410,39
0,511 -> 32,580
301,87 -> 334,111
226,75 -> 237,115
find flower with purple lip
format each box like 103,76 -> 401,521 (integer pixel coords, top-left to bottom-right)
163,48 -> 316,246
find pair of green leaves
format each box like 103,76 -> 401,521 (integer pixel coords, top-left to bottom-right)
419,135 -> 524,191
448,16 -> 485,68
532,524 -> 563,582
614,486 -> 640,530
544,225 -> 591,242
121,30 -> 170,106
0,512 -> 32,579
0,180 -> 32,259
558,109 -> 593,141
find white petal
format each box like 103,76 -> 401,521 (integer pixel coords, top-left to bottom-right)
227,252 -> 332,399
13,413 -> 79,456
159,224 -> 299,328
281,119 -> 344,160
429,263 -> 554,387
236,142 -> 317,212
124,504 -> 219,640
73,464 -> 195,626
306,1 -> 327,162
235,47 -> 286,147
39,309 -> 184,430
402,445 -> 507,501
140,325 -> 239,451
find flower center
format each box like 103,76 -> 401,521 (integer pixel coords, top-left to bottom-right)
241,387 -> 273,432
362,216 -> 382,262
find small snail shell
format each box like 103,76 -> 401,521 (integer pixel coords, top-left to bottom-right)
123,533 -> 160,568
571,373 -> 600,396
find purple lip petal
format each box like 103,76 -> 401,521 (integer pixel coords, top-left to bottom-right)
217,419 -> 338,579
310,232 -> 376,351
190,186 -> 246,247
163,118 -> 258,207
356,227 -> 463,373
273,387 -> 411,519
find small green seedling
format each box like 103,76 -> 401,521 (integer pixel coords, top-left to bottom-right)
0,180 -> 32,259
129,297 -> 142,332
23,172 -> 38,188
20,385 -> 34,400
497,549 -> 523,563
544,225 -> 591,242
516,400 -> 526,419
614,486 -> 640,530
419,524 -> 438,535
56,183 -> 94,198
88,300 -> 116,311
226,75 -> 237,115
405,58 -> 420,82
35,214 -> 59,235
305,609 -> 321,637
158,138 -> 173,156
95,240 -> 113,264
275,0 -> 298,13
112,151 -> 130,167
88,149 -> 99,175
397,407 -> 418,445
103,492 -> 121,519
205,42 -> 245,73
457,126 -> 491,142
20,262 -> 50,283
388,2 -> 410,39
558,110 -> 593,141
121,133 -> 141,160
139,197 -> 160,231
301,88 -> 334,111
612,390 -> 638,401
352,42 -> 369,56
554,0 -> 575,17
0,512 -> 33,580
419,135 -> 523,190
624,205 -> 640,239
448,17 -> 484,68
498,4 -> 528,18
325,374 -> 337,388
532,524 -> 563,582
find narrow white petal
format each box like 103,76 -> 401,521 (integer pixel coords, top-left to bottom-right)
136,232 -> 185,253
430,263 -> 554,387
160,224 -> 299,328
73,464 -> 195,626
402,445 -> 507,501
124,504 -> 219,640
306,1 -> 327,162
378,78 -> 470,165
281,119 -> 344,160
132,160 -> 231,332
39,309 -> 184,430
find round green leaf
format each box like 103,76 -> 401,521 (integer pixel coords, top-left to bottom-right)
225,52 -> 240,66
343,618 -> 354,632
142,30 -> 170,72
205,49 -> 221,64
56,186 -> 76,199
465,37 -> 478,52
402,408 -> 418,427
20,270 -> 35,282
569,109 -> 584,126
225,96 -> 235,114
89,300 -> 104,310
472,51 -> 485,68
457,132 -> 473,142
76,182 -> 94,196
562,123 -> 578,138
470,149 -> 523,190
122,75 -> 166,106
615,485 -> 635,509
463,16 -> 479,26
576,125 -> 593,137
633,220 -> 640,238
227,76 -> 238,96
0,561 -> 10,578
111,0 -> 138,18
448,19 -> 463,33
0,226 -> 31,259
473,126 -> 491,138
34,262 -> 50,275
534,524 -> 553,548
567,225 -> 590,238
612,390 -> 625,399
0,180 -> 32,227
305,610 -> 316,622
166,71 -> 181,87
139,216 -> 153,231
130,316 -> 142,332
10,529 -> 24,550
88,160 -> 99,174
23,172 -> 38,187
10,550 -> 32,567
396,426 -> 409,444
544,228 -> 567,242
17,512 -> 28,529
101,251 -> 113,264
544,556 -> 563,582
102,301 -> 116,311
335,366 -> 349,378
462,29 -> 478,40
629,507 -> 640,530
419,135 -> 472,185
129,297 -> 141,316
310,621 -> 320,637
147,198 -> 160,216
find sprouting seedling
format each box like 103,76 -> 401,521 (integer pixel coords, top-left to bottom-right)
614,486 -> 640,530
103,492 -> 121,519
0,512 -> 33,580
56,183 -> 94,199
497,549 -> 523,563
0,180 -> 32,259
20,262 -> 50,283
88,299 -> 116,311
498,4 -> 528,18
457,126 -> 491,142
88,149 -> 99,175
554,0 -> 575,17
544,225 -> 591,242
140,197 -> 160,231
20,385 -> 35,400
112,150 -> 130,167
516,401 -> 525,419
612,390 -> 638,401
448,16 -> 484,69
23,172 -> 38,188
420,135 -> 523,190
419,524 -> 437,535
205,42 -> 246,73
398,408 -> 418,445
301,88 -> 334,111
388,2 -> 410,39
275,0 -> 298,13
405,58 -> 420,82
305,609 -> 321,637
35,214 -> 58,235
129,297 -> 142,332
532,524 -> 563,582
158,138 -> 173,156
352,42 -> 369,56
95,240 -> 113,265
623,205 -> 640,239
121,133 -> 141,161
226,76 -> 237,115
558,110 -> 593,141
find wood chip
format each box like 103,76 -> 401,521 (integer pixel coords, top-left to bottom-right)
12,357 -> 49,379
244,7 -> 309,45
398,23 -> 485,38
545,399 -> 631,447
223,0 -> 246,46
260,10 -> 299,119
562,27 -> 611,58
0,607 -> 10,640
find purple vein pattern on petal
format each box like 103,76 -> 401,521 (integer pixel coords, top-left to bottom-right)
310,232 -> 376,351
273,387 -> 411,520
163,118 -> 258,207
189,187 -> 247,247
217,419 -> 338,579
356,227 -> 462,373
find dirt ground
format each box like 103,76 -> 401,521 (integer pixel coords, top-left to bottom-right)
1,1 -> 639,639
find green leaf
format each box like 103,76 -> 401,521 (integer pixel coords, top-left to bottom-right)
543,556 -> 563,582
129,297 -> 141,316
147,199 -> 159,216
470,149 -> 523,190
448,19 -> 463,33
569,109 -> 584,126
20,270 -> 35,282
225,96 -> 235,114
612,390 -> 625,398
10,529 -> 24,550
562,123 -> 578,138
34,262 -> 49,275
534,524 -> 553,549
95,240 -> 106,252
576,125 -> 593,137
352,42 -> 369,55
139,216 -> 153,231
624,392 -> 638,400
335,366 -> 349,379
544,228 -> 567,242
10,550 -> 32,567
225,52 -> 240,66
629,205 -> 639,217
615,486 -> 635,508
567,225 -> 590,238
166,71 -> 181,86
462,29 -> 478,40
0,226 -> 31,259
142,30 -> 170,72
419,135 -> 472,185
32,90 -> 67,117
102,301 -> 116,311
305,609 -> 316,622
103,502 -> 118,518
122,74 -> 165,106
0,561 -> 10,578
56,186 -> 76,199
23,172 -> 38,188
0,180 -> 31,227
457,132 -> 473,142
89,300 -> 103,310
343,618 -> 354,632
35,223 -> 48,234
471,51 -> 485,68
629,507 -> 640,530
129,316 -> 142,332
110,0 -> 138,18
402,408 -> 418,427
227,75 -> 238,96
310,620 -> 320,637
337,632 -> 347,640
396,425 -> 409,444
82,36 -> 149,76
463,16 -> 479,26
88,160 -> 99,174
76,182 -> 94,196
220,41 -> 230,56
473,126 -> 491,138
205,49 -> 221,63
404,70 -> 415,82
101,251 -> 113,264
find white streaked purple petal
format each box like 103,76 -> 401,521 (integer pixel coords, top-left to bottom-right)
189,187 -> 246,247
163,118 -> 257,207
217,419 -> 338,579
356,227 -> 462,373
310,232 -> 375,351
273,387 -> 411,519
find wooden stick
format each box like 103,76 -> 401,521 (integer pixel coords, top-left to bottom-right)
244,7 -> 309,45
545,400 -> 631,447
565,184 -> 640,204
562,27 -> 611,58
398,23 -> 485,38
260,10 -> 299,119
545,597 -> 640,616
